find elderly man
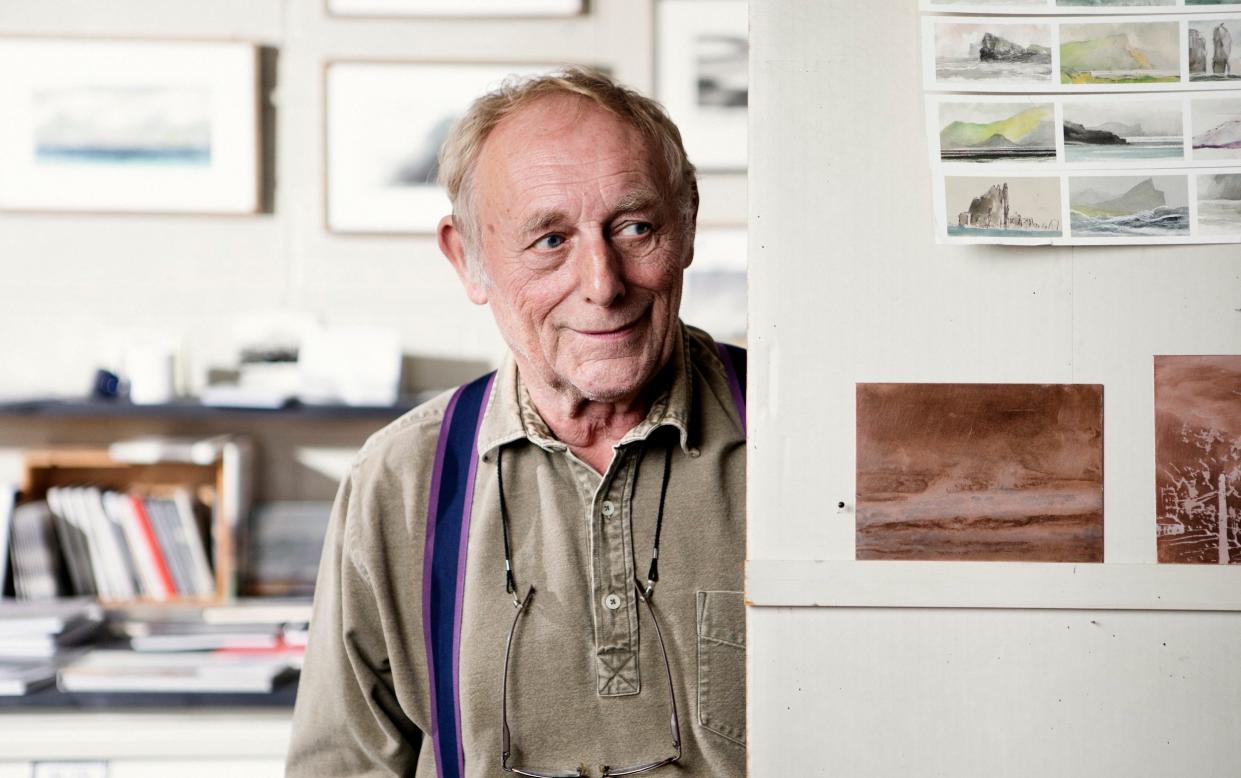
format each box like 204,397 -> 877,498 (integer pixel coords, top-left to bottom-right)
287,67 -> 745,778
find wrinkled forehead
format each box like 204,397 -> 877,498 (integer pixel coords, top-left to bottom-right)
474,94 -> 672,199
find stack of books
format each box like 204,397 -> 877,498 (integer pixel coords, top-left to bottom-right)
0,598 -> 103,695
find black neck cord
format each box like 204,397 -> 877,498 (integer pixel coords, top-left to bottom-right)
496,440 -> 674,601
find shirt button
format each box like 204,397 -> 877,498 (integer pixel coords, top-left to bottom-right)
604,593 -> 622,610
688,448 -> 701,458
601,500 -> 616,517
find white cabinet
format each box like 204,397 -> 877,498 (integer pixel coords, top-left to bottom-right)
0,711 -> 291,777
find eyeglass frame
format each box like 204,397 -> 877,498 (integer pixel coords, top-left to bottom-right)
499,583 -> 682,778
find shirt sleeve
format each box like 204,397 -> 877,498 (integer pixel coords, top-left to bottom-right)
286,462 -> 425,777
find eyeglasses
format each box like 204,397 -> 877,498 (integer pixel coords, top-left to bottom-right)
500,584 -> 682,777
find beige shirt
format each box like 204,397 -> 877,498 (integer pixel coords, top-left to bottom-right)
286,325 -> 746,778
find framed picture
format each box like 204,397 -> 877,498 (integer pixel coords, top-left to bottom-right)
326,0 -> 583,18
324,61 -> 559,234
656,0 -> 748,172
0,38 -> 259,215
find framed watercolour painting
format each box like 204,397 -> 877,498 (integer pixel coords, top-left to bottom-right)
325,61 -> 559,234
326,0 -> 581,17
0,38 -> 259,215
656,0 -> 748,171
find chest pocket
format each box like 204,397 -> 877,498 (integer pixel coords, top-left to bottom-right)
696,590 -> 746,747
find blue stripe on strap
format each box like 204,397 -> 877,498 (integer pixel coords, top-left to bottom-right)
423,371 -> 495,778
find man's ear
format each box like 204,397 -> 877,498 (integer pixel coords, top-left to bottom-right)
438,215 -> 488,305
681,181 -> 700,270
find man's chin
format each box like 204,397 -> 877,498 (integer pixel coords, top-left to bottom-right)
564,359 -> 654,404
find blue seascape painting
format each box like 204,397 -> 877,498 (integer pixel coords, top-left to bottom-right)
34,85 -> 212,168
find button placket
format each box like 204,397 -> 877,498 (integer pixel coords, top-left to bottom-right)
592,453 -> 640,697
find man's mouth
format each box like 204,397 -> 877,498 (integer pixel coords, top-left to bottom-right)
574,315 -> 645,340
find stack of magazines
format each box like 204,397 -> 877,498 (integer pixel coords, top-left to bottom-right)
0,598 -> 103,695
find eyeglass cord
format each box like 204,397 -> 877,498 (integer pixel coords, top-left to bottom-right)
496,439 -> 674,604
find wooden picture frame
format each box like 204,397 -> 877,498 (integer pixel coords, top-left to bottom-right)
323,60 -> 562,235
325,0 -> 583,19
655,0 -> 748,172
0,37 -> 260,215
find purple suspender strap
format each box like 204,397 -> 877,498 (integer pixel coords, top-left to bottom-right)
423,371 -> 496,778
716,342 -> 747,433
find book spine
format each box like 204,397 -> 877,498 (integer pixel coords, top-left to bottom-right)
106,492 -> 161,601
0,484 -> 15,597
172,488 -> 215,597
147,497 -> 191,596
63,487 -> 115,599
128,494 -> 176,600
45,487 -> 96,597
84,487 -> 136,600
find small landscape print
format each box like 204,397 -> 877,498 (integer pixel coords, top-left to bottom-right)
935,23 -> 1053,85
33,86 -> 211,167
1189,20 -> 1241,81
1060,22 -> 1180,84
1058,0 -> 1173,5
856,383 -> 1104,562
938,101 -> 1056,163
1062,99 -> 1183,162
696,34 -> 747,108
1197,173 -> 1241,234
1191,97 -> 1241,158
945,176 -> 1061,237
1069,175 -> 1188,236
1155,356 -> 1241,564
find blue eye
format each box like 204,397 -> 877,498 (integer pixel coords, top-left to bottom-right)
534,234 -> 565,250
620,222 -> 652,237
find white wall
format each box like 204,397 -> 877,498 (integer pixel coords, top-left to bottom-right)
0,0 -> 746,400
747,1 -> 1241,775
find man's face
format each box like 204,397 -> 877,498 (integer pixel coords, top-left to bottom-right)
457,95 -> 693,404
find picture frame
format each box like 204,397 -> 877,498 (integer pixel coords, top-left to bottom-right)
655,0 -> 748,172
325,0 -> 583,18
0,37 -> 259,215
324,61 -> 561,235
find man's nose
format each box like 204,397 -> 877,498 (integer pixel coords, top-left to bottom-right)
577,232 -> 625,306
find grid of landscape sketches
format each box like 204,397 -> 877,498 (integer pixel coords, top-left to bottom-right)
921,1 -> 1241,245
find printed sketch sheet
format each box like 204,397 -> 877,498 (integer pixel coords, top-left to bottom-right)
922,7 -> 1241,244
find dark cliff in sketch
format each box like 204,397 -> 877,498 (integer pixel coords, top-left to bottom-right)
978,33 -> 1051,64
1063,120 -> 1127,146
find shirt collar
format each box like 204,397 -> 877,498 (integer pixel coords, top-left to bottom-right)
476,324 -> 694,459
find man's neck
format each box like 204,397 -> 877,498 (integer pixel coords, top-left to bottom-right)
520,365 -> 671,475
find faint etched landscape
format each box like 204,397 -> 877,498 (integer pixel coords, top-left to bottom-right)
857,383 -> 1104,562
34,86 -> 212,166
1155,356 -> 1241,564
1197,174 -> 1241,235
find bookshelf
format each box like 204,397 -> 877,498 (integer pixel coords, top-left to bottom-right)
17,442 -> 251,605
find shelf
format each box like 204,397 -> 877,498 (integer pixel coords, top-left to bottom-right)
0,396 -> 432,420
746,559 -> 1241,612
